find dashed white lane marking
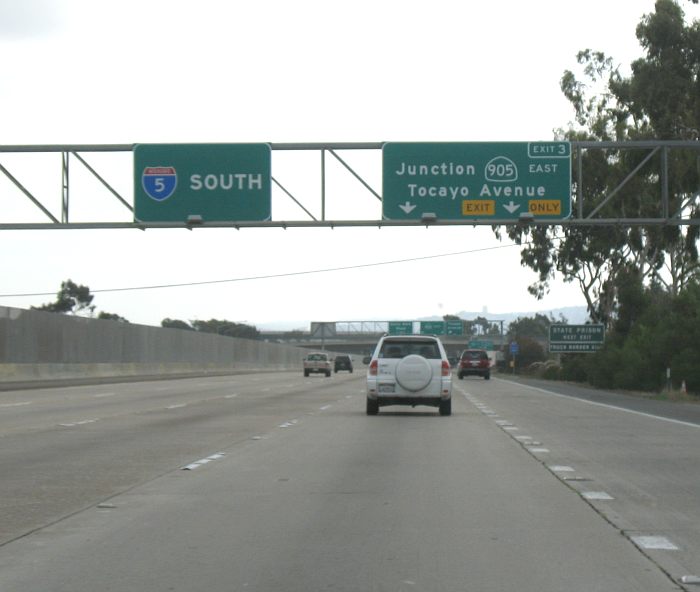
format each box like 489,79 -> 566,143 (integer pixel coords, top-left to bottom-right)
630,536 -> 679,551
0,401 -> 32,408
59,419 -> 98,427
181,452 -> 226,470
224,394 -> 238,399
582,491 -> 614,500
529,447 -> 550,453
320,405 -> 332,410
93,392 -> 116,398
549,465 -> 575,472
278,419 -> 300,428
166,404 -> 187,409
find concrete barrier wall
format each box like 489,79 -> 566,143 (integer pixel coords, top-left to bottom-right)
0,306 -> 312,383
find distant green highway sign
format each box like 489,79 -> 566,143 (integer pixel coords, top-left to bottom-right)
388,321 -> 413,335
420,321 -> 445,335
382,142 -> 571,221
549,324 -> 605,352
468,339 -> 494,350
446,320 -> 463,336
134,143 -> 271,222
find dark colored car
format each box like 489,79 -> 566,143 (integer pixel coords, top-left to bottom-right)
334,355 -> 353,373
457,349 -> 491,380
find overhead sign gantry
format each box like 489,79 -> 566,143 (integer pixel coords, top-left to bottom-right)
1,140 -> 698,229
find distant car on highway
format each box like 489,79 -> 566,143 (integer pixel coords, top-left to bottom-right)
334,354 -> 353,373
457,349 -> 491,380
366,335 -> 452,416
303,352 -> 332,377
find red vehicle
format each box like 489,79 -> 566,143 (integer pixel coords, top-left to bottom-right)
457,349 -> 491,380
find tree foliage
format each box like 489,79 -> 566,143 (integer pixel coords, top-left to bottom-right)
190,318 -> 260,340
507,313 -> 559,342
161,318 -> 194,330
562,279 -> 700,394
33,279 -> 95,315
33,279 -> 130,322
161,317 -> 260,339
496,0 -> 700,326
98,312 -> 129,323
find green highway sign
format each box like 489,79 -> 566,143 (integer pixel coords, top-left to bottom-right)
388,321 -> 413,335
468,339 -> 494,350
446,320 -> 463,336
382,142 -> 571,221
134,143 -> 271,222
420,321 -> 446,335
549,324 -> 605,353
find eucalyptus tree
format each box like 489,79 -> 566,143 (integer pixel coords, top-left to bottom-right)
498,0 -> 700,326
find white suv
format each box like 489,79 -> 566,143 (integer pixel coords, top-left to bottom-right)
366,335 -> 452,416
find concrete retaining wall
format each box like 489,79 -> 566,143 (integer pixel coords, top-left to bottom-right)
0,306 -> 310,384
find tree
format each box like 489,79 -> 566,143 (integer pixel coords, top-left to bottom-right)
496,0 -> 700,326
190,319 -> 260,340
33,279 -> 95,316
98,312 -> 129,323
464,316 -> 501,337
503,336 -> 546,369
507,313 -> 557,342
161,318 -> 194,330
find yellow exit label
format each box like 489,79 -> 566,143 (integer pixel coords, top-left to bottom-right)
528,200 -> 561,215
462,200 -> 495,216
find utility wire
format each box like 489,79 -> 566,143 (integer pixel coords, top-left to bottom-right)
0,238 -> 550,298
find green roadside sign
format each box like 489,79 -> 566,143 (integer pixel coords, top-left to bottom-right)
388,321 -> 413,335
549,324 -> 605,353
420,321 -> 445,335
382,142 -> 571,221
468,339 -> 494,350
446,320 -> 463,336
134,143 -> 271,222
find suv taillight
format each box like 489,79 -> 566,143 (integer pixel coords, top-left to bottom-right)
369,360 -> 378,376
441,361 -> 450,376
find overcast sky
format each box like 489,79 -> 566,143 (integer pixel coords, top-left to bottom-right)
1,0 -> 697,329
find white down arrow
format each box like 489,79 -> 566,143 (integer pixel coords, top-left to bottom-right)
399,201 -> 417,214
503,201 -> 520,214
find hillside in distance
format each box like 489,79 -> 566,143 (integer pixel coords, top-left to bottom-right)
446,306 -> 589,326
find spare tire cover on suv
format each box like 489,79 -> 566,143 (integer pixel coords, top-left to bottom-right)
395,354 -> 433,392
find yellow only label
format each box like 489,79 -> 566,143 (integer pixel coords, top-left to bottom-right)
462,200 -> 495,216
528,200 -> 561,215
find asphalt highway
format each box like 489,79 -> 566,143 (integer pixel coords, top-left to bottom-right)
0,371 -> 698,591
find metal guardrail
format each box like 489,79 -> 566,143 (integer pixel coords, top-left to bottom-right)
1,141 -> 699,229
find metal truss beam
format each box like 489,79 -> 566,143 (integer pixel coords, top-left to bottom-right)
1,141 -> 698,230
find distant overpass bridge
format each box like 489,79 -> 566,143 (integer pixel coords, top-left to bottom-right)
260,320 -> 506,358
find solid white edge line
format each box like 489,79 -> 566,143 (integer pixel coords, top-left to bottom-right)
496,378 -> 700,429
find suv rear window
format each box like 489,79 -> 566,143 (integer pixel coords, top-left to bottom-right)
307,353 -> 328,361
461,350 -> 488,360
378,340 -> 440,359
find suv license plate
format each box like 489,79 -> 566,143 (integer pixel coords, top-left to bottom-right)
378,384 -> 395,393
